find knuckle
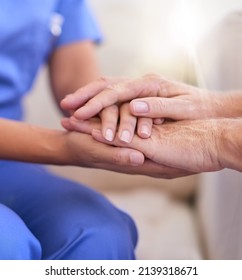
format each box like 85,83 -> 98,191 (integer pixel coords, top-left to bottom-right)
143,73 -> 160,80
112,150 -> 128,166
142,73 -> 167,97
156,98 -> 166,112
97,76 -> 110,85
108,104 -> 119,114
120,102 -> 130,112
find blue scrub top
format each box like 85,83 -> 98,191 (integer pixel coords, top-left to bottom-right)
0,0 -> 102,120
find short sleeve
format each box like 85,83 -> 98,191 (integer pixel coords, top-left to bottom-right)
55,0 -> 102,47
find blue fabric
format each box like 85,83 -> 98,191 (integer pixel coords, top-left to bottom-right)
0,203 -> 42,260
0,1 -> 137,259
0,161 -> 138,259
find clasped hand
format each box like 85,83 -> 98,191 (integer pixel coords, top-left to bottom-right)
60,74 -> 233,177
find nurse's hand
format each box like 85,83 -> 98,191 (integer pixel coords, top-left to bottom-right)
91,119 -> 228,174
64,130 -> 144,168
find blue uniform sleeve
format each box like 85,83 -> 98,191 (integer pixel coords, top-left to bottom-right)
55,0 -> 102,47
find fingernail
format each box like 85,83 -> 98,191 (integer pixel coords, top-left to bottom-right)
130,152 -> 144,166
105,129 -> 114,141
140,125 -> 150,137
62,94 -> 73,102
132,101 -> 149,113
120,130 -> 131,143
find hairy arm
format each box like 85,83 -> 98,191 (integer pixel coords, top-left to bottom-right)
218,118 -> 242,172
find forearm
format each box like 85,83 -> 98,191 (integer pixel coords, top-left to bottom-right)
0,118 -> 68,165
48,41 -> 99,115
217,91 -> 242,118
218,118 -> 242,172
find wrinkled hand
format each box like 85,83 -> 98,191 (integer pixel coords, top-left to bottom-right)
64,130 -> 192,178
60,74 -> 230,143
91,119 -> 226,174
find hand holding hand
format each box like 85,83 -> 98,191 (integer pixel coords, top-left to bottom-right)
61,74 -> 236,144
91,118 -> 227,174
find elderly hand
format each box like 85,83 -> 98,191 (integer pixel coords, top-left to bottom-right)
65,128 -> 194,178
91,118 -> 229,174
61,74 -> 242,143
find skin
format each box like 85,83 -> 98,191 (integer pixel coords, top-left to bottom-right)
91,119 -> 227,173
0,118 -> 142,167
61,75 -> 166,142
61,74 -> 242,174
61,74 -> 242,141
53,43 -> 154,142
0,118 -> 196,178
48,41 -> 100,115
1,42 -> 159,174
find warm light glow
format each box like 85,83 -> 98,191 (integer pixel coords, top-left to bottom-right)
168,0 -> 207,86
169,0 -> 204,51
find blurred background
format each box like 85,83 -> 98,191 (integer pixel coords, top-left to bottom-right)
24,0 -> 242,259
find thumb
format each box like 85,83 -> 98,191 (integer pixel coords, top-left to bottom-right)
130,97 -> 192,120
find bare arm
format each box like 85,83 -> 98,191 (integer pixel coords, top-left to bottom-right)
0,118 -> 67,164
48,41 -> 99,115
0,118 -> 145,169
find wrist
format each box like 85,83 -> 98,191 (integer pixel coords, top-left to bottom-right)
218,118 -> 242,171
27,126 -> 69,165
43,129 -> 70,165
214,91 -> 242,118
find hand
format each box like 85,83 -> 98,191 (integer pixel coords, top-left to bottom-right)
63,130 -> 192,178
61,117 -> 193,178
61,75 -> 166,141
61,74 -> 232,142
62,102 -> 156,143
60,74 -> 168,118
91,119 -> 226,174
60,74 -> 232,119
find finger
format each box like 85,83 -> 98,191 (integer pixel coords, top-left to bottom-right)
60,77 -> 115,111
61,118 -> 74,131
100,105 -> 119,141
74,87 -> 123,120
153,118 -> 165,125
73,75 -> 162,120
118,103 -> 137,143
137,117 -> 152,138
92,129 -> 145,167
130,97 -> 193,120
92,129 -> 194,177
136,159 -> 195,178
67,116 -> 101,134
